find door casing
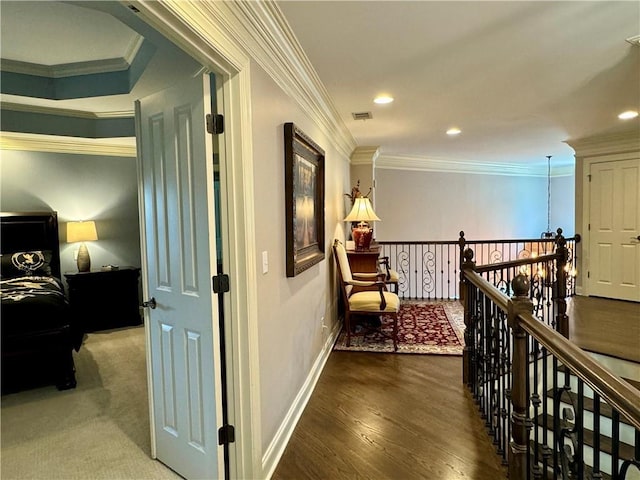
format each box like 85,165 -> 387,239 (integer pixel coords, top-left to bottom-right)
580,150 -> 640,300
131,2 -> 263,478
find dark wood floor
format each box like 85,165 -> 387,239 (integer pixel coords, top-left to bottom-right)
568,296 -> 640,363
272,296 -> 638,480
272,353 -> 508,480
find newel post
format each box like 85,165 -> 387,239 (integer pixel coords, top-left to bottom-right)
554,228 -> 569,338
508,274 -> 534,480
461,247 -> 475,386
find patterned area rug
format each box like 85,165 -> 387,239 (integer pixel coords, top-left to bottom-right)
333,300 -> 465,355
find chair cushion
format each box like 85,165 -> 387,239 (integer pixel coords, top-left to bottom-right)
348,291 -> 400,313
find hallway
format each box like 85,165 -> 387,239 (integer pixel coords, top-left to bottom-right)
272,296 -> 639,479
272,353 -> 508,480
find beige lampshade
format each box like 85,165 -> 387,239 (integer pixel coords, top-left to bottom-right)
67,221 -> 98,243
344,197 -> 381,223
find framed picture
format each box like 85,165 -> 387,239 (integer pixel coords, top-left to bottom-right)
284,122 -> 325,277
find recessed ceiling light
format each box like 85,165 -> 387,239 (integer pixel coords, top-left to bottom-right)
374,95 -> 394,104
446,127 -> 462,135
618,110 -> 639,120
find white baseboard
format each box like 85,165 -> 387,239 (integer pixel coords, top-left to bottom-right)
261,321 -> 341,479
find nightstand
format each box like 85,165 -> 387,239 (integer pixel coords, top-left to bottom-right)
346,245 -> 381,273
65,266 -> 142,332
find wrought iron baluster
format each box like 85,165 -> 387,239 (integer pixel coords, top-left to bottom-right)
414,245 -> 424,299
526,332 -> 532,480
531,335 -> 541,479
541,347 -> 551,478
577,378 -> 584,480
592,391 -> 602,480
483,294 -> 491,426
612,410 -> 620,480
506,314 -> 513,473
446,244 -> 451,299
553,357 -> 559,476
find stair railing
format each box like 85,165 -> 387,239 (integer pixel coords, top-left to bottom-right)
461,249 -> 640,480
377,229 -> 579,300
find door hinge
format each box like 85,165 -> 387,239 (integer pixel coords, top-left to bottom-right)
588,223 -> 591,231
587,271 -> 590,278
212,274 -> 230,294
206,113 -> 224,134
588,174 -> 592,182
218,424 -> 235,445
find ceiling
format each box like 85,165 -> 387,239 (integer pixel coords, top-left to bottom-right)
278,1 -> 640,169
0,1 -> 201,116
1,1 -> 638,170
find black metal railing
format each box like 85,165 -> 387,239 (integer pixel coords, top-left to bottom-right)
378,229 -> 580,301
461,248 -> 640,480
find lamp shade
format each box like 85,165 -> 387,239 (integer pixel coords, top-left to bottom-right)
344,197 -> 380,223
67,221 -> 98,243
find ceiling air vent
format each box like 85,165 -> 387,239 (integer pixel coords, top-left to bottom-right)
352,111 -> 373,121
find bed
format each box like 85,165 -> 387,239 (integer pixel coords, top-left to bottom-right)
1,211 -> 83,393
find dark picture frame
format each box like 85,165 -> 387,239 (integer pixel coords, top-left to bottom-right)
284,122 -> 325,277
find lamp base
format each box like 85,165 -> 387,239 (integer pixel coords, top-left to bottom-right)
77,243 -> 91,272
352,225 -> 373,250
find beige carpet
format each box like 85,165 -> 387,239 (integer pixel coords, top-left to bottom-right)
1,326 -> 182,480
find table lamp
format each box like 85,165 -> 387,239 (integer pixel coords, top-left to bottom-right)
344,197 -> 380,250
67,221 -> 98,272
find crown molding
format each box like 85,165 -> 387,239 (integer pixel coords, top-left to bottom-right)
1,101 -> 133,119
1,57 -> 129,78
350,146 -> 380,166
0,36 -> 143,79
213,1 -> 357,160
0,132 -> 136,157
565,128 -> 640,157
376,154 -> 574,177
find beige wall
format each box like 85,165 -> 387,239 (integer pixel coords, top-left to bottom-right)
375,168 -> 575,241
249,61 -> 351,452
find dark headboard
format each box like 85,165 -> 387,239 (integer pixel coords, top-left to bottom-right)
0,211 -> 62,279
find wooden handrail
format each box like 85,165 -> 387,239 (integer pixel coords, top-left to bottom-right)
464,269 -> 640,431
473,253 -> 558,274
518,310 -> 640,431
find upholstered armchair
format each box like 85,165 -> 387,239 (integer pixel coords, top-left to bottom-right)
332,239 -> 400,350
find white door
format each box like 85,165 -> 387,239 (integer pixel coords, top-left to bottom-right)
589,158 -> 640,301
136,73 -> 223,479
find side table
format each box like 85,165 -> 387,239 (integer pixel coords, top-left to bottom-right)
65,266 -> 142,332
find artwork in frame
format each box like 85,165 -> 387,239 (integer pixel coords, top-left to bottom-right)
284,122 -> 325,277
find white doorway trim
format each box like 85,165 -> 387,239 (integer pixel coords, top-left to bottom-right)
570,130 -> 640,299
131,2 -> 262,478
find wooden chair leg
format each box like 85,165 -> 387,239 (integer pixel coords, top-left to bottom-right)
345,311 -> 352,347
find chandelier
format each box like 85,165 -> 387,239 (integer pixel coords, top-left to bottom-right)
541,155 -> 556,239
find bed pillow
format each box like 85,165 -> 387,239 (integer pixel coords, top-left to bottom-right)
0,250 -> 53,278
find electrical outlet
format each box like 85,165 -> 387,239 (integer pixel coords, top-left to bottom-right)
262,251 -> 269,274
